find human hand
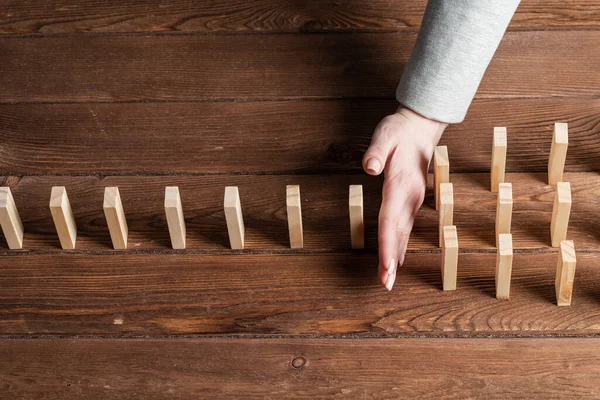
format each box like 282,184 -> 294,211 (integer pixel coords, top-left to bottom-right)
363,107 -> 448,291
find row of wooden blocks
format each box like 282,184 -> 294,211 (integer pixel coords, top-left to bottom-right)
434,122 -> 575,306
0,184 -> 366,251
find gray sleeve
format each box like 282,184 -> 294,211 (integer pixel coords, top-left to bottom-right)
396,0 -> 520,124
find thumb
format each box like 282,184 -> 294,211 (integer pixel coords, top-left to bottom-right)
362,116 -> 398,176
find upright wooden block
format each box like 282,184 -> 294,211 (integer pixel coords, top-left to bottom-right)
441,225 -> 458,291
438,182 -> 454,248
495,183 -> 513,247
349,185 -> 364,249
555,240 -> 576,306
224,186 -> 245,250
165,186 -> 186,249
495,233 -> 513,300
491,127 -> 507,192
434,145 -> 449,211
103,187 -> 128,249
0,187 -> 23,249
49,186 -> 77,249
286,185 -> 304,249
548,123 -> 568,185
551,182 -> 571,247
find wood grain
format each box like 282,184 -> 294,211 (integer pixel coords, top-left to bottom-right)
0,250 -> 600,336
1,172 -> 600,252
0,31 -> 598,103
0,0 -> 598,35
1,338 -> 600,399
1,98 -> 599,175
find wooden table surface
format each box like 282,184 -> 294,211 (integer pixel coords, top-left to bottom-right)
0,1 -> 599,398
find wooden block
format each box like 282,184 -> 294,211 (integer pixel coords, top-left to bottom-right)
49,186 -> 77,249
551,182 -> 571,247
438,182 -> 454,248
103,187 -> 128,249
495,233 -> 513,300
555,240 -> 576,306
491,127 -> 507,192
164,186 -> 186,250
495,183 -> 513,247
0,187 -> 23,249
548,123 -> 568,185
441,225 -> 458,291
434,145 -> 449,211
286,185 -> 304,249
224,186 -> 245,250
349,185 -> 364,249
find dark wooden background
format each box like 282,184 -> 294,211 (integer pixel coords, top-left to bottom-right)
0,1 -> 599,398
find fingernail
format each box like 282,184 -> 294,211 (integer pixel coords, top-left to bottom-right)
366,158 -> 381,174
385,268 -> 396,291
385,258 -> 396,291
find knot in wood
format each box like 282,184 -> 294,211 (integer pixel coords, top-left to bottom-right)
291,356 -> 307,369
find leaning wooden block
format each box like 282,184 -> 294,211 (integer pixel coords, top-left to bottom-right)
49,186 -> 77,249
438,182 -> 453,248
165,186 -> 186,250
286,185 -> 304,249
491,127 -> 507,192
551,182 -> 571,247
495,183 -> 513,247
224,186 -> 245,250
349,185 -> 364,249
103,187 -> 128,249
0,187 -> 24,249
434,145 -> 449,211
555,240 -> 576,306
548,123 -> 568,185
441,225 -> 458,291
495,233 -> 513,300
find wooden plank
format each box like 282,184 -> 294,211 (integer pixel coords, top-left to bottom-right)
0,0 -> 598,34
548,123 -> 569,185
49,186 -> 77,250
348,185 -> 364,249
556,240 -> 577,306
1,172 -> 600,252
1,251 -> 600,336
438,182 -> 453,247
491,127 -> 507,192
551,182 -> 572,247
224,186 -> 245,250
0,99 -> 599,175
164,186 -> 186,249
0,186 -> 23,249
2,338 -> 600,399
495,183 -> 513,247
286,185 -> 303,249
103,187 -> 128,249
441,225 -> 458,291
495,234 -> 514,299
0,31 -> 598,103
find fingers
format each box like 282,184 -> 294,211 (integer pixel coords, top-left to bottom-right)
362,117 -> 398,176
378,172 -> 425,291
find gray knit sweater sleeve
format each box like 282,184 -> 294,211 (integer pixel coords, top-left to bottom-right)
396,0 -> 520,123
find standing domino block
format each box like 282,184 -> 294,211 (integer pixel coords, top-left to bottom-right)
103,187 -> 128,249
438,182 -> 454,248
286,185 -> 303,249
495,183 -> 513,247
49,186 -> 77,249
555,240 -> 576,306
551,182 -> 571,247
349,185 -> 364,249
548,123 -> 568,185
224,186 -> 245,250
491,127 -> 507,192
496,233 -> 513,300
165,186 -> 186,249
434,146 -> 449,211
0,187 -> 23,249
441,225 -> 458,291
